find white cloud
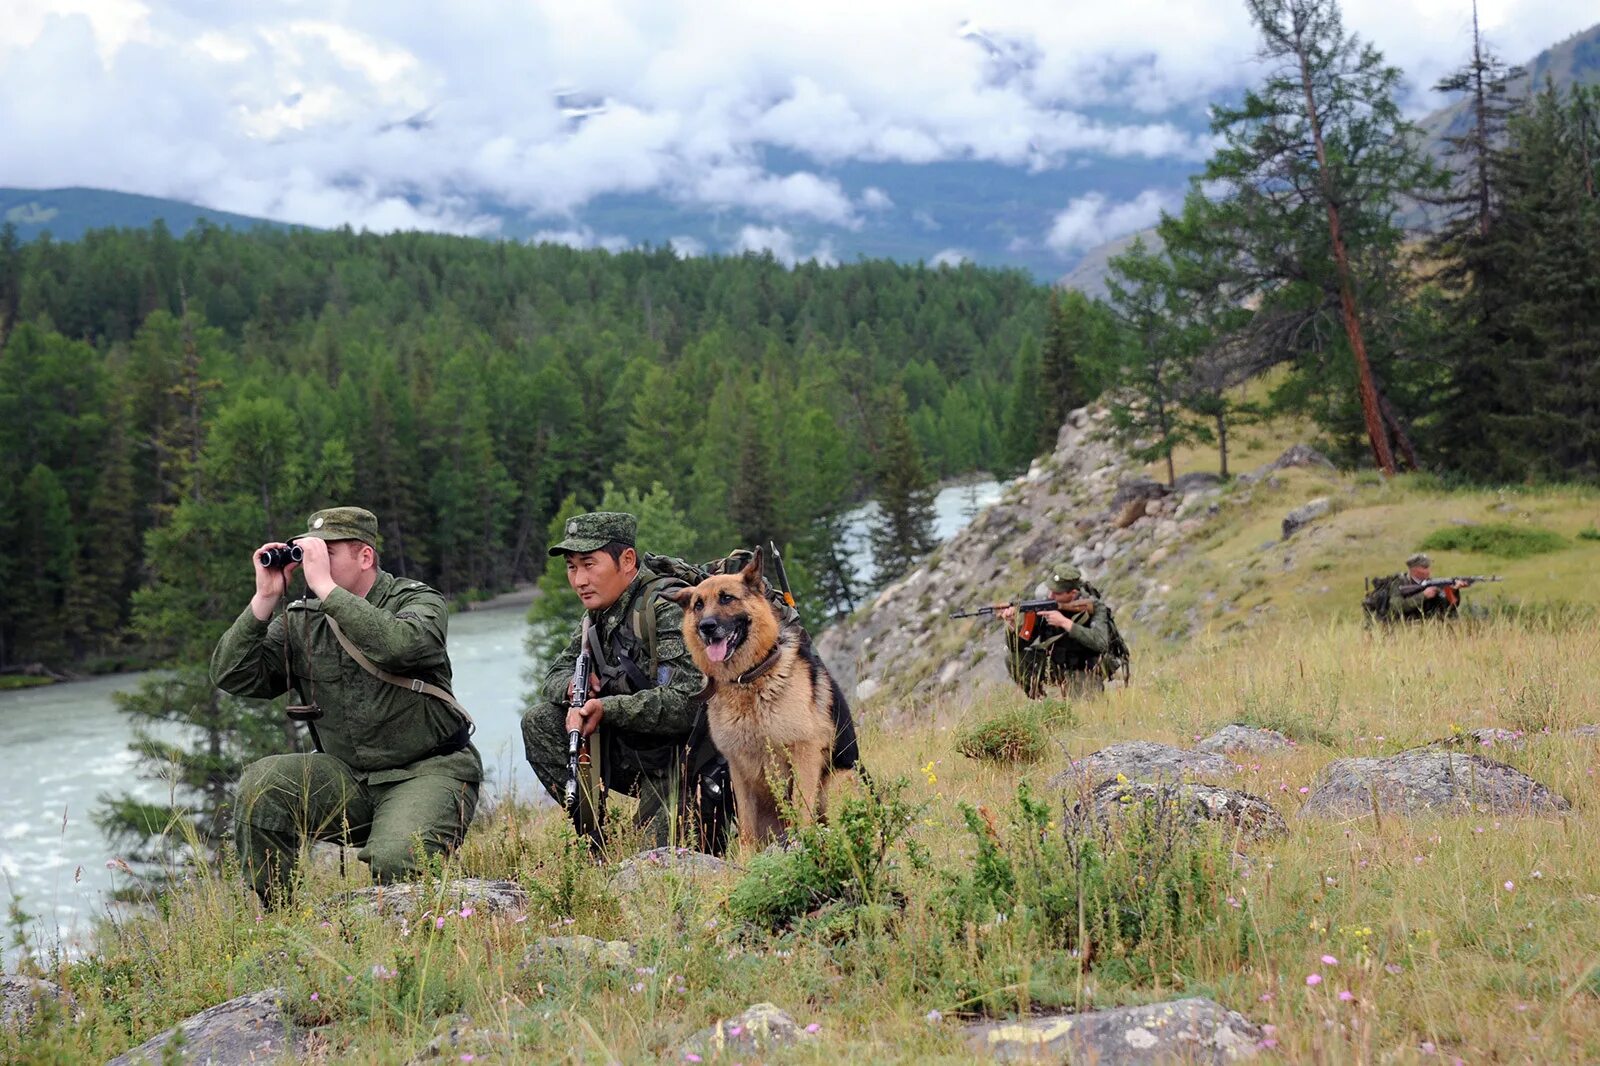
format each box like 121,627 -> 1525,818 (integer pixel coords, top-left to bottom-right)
1044,189 -> 1176,255
668,234 -> 706,258
0,0 -> 1594,234
732,225 -> 838,268
929,247 -> 969,267
860,186 -> 894,211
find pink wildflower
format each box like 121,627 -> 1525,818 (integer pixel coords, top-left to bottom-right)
806,1023 -> 821,1033
1338,990 -> 1354,1002
1321,954 -> 1338,966
1306,974 -> 1322,987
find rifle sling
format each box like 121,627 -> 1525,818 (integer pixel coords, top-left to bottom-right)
323,615 -> 475,734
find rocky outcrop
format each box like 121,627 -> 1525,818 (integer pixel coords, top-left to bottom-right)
816,407 -> 1247,713
1069,780 -> 1288,845
331,878 -> 526,924
1299,749 -> 1570,818
679,1002 -> 817,1060
1281,497 -> 1331,539
106,988 -> 301,1065
1197,724 -> 1294,754
404,1014 -> 516,1063
1048,741 -> 1236,789
522,936 -> 636,970
1240,443 -> 1334,483
1,976 -> 70,1030
612,847 -> 729,892
963,997 -> 1263,1063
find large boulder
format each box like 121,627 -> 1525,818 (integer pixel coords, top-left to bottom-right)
1110,478 -> 1171,512
1299,749 -> 1570,818
404,1014 -> 517,1064
106,989 -> 300,1065
1241,444 -> 1334,483
521,935 -> 636,970
679,1002 -> 817,1060
964,997 -> 1263,1063
1197,725 -> 1294,755
331,878 -> 526,925
1281,497 -> 1331,539
1070,780 -> 1288,846
1049,742 -> 1236,789
1,975 -> 70,1030
1173,471 -> 1225,494
612,847 -> 730,892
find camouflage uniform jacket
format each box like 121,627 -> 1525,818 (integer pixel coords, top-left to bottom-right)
1395,576 -> 1456,620
1005,607 -> 1113,688
539,570 -> 702,744
211,570 -> 482,784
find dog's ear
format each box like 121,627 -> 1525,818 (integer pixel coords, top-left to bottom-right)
660,584 -> 695,608
741,546 -> 765,588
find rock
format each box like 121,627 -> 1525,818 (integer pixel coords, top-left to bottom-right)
331,878 -> 526,924
1069,780 -> 1288,845
1242,443 -> 1335,483
1281,497 -> 1331,539
680,1002 -> 817,1060
1197,725 -> 1294,755
522,935 -> 635,970
938,661 -> 963,685
1173,471 -> 1225,493
1110,478 -> 1171,512
1299,749 -> 1571,819
1568,724 -> 1600,738
0,975 -> 69,1030
404,1014 -> 516,1064
1430,727 -> 1527,751
855,678 -> 880,703
612,847 -> 730,892
1048,742 -> 1236,789
1115,497 -> 1150,529
107,988 -> 300,1065
964,997 -> 1263,1063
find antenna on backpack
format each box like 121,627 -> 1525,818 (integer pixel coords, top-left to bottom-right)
769,541 -> 799,618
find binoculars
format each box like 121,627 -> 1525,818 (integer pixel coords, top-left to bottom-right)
257,544 -> 304,569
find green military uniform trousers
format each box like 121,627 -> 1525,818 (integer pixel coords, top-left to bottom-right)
521,701 -> 680,848
234,753 -> 478,904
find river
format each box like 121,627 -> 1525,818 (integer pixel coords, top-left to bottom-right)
0,479 -> 1000,957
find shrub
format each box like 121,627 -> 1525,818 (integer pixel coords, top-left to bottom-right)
1417,523 -> 1566,559
725,777 -> 924,934
955,701 -> 1075,764
939,782 -> 1247,994
1578,526 -> 1600,542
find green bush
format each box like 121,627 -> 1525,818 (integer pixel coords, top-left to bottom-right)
954,701 -> 1075,764
1417,523 -> 1567,559
1577,526 -> 1600,542
939,782 -> 1247,994
726,777 -> 924,934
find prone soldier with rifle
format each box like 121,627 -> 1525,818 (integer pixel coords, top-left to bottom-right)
953,561 -> 1129,699
1363,552 -> 1502,623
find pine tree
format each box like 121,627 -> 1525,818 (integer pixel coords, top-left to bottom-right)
1003,334 -> 1049,473
868,390 -> 938,587
1421,4 -> 1524,476
1204,0 -> 1439,472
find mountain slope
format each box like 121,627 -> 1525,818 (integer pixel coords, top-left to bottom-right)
1,187 -> 291,242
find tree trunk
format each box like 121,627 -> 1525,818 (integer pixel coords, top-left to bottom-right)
1216,411 -> 1230,478
1293,18 -> 1398,475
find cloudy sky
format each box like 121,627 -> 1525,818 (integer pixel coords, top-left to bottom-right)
2,0 -> 1594,262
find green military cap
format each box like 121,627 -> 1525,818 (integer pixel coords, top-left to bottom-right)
1406,552 -> 1432,568
302,506 -> 380,547
1048,561 -> 1083,592
548,511 -> 637,556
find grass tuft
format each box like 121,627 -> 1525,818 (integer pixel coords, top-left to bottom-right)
1418,522 -> 1567,559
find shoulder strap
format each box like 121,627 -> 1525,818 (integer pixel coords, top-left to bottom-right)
630,572 -> 687,671
323,615 -> 475,733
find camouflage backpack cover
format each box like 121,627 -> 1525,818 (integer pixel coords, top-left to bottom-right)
1083,580 -> 1133,681
1362,574 -> 1403,623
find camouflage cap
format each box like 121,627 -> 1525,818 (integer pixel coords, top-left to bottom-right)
1048,561 -> 1083,592
1406,552 -> 1432,568
301,506 -> 380,547
548,511 -> 637,556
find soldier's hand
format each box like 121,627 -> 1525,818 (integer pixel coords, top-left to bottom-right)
1039,609 -> 1072,631
1423,586 -> 1439,599
997,605 -> 1017,625
297,537 -> 335,599
250,543 -> 296,620
565,672 -> 603,702
565,698 -> 604,738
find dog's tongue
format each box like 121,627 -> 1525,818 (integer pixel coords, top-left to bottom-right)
705,637 -> 732,664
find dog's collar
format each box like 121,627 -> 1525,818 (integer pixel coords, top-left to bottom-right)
734,646 -> 782,685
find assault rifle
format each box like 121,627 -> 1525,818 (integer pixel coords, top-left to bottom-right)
949,596 -> 1097,620
768,540 -> 798,617
564,616 -> 603,846
1397,575 -> 1502,596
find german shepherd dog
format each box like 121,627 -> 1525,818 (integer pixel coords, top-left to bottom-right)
664,549 -> 858,848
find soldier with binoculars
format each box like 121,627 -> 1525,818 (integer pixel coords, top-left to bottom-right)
210,507 -> 481,906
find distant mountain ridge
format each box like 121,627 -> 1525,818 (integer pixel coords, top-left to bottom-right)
0,187 -> 291,242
